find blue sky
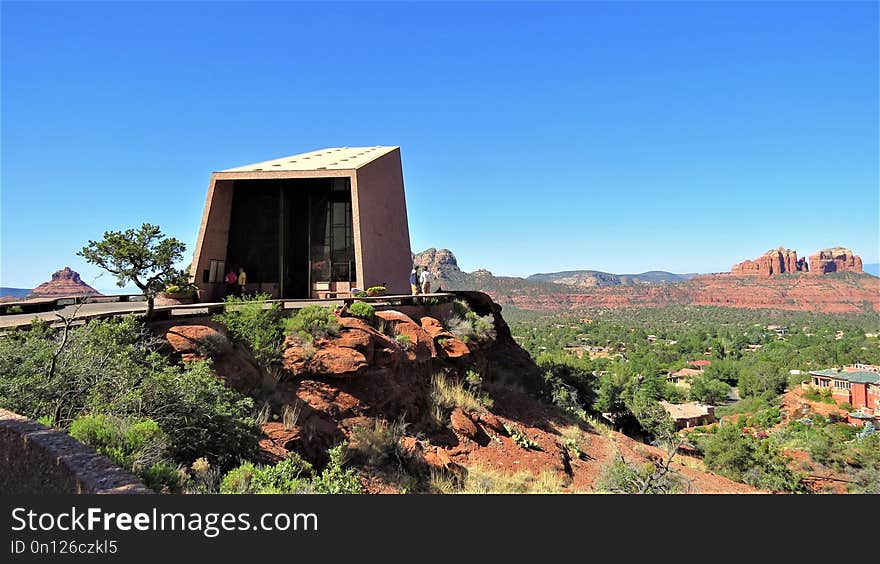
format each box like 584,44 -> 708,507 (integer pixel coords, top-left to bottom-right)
2,1 -> 877,290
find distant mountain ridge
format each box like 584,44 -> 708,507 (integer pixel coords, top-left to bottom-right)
527,270 -> 697,288
412,248 -> 879,314
0,288 -> 31,300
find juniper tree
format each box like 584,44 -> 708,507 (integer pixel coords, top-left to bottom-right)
78,223 -> 187,320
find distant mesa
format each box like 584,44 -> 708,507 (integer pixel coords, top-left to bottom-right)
731,246 -> 862,276
28,267 -> 101,298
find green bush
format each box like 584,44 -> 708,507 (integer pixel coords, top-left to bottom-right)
312,443 -> 363,494
215,293 -> 284,368
284,305 -> 340,343
69,414 -> 183,492
348,301 -> 375,322
696,423 -> 805,492
0,317 -> 261,471
838,402 -> 854,412
221,444 -> 361,494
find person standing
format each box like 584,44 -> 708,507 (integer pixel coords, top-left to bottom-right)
420,268 -> 433,294
237,266 -> 248,297
409,268 -> 420,295
224,269 -> 237,297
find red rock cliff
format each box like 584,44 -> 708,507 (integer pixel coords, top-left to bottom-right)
731,247 -> 806,276
809,247 -> 863,275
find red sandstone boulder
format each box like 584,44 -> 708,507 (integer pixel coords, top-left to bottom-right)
418,316 -> 469,359
164,324 -> 231,356
423,446 -> 454,469
478,412 -> 506,434
310,346 -> 369,377
450,408 -> 478,438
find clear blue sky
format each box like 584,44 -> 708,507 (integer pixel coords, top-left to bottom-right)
2,1 -> 877,291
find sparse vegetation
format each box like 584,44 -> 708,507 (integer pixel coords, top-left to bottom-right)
284,305 -> 340,343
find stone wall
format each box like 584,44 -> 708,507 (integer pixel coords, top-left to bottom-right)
0,408 -> 152,495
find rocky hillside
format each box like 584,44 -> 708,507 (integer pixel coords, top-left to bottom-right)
29,267 -> 100,298
154,292 -> 755,493
413,248 -> 879,314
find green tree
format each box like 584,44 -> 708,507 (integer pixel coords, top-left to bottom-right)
689,374 -> 731,405
78,223 -> 187,319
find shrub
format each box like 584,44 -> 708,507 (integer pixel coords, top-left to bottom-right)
215,293 -> 284,368
0,317 -> 261,471
350,418 -> 409,467
221,444 -> 361,494
395,333 -> 412,350
838,402 -> 854,412
284,305 -> 340,343
138,360 -> 261,469
696,423 -> 805,492
366,286 -> 386,296
312,443 -> 363,494
503,423 -> 540,450
445,299 -> 495,342
347,301 -> 375,322
69,414 -> 183,492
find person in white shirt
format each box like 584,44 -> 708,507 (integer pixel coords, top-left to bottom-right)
419,268 -> 433,294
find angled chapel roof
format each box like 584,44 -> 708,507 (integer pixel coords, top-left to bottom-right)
218,146 -> 399,173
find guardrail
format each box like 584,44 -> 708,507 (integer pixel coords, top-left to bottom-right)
0,294 -> 146,315
0,292 -> 457,332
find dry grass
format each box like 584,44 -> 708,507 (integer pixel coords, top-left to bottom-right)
282,401 -> 303,431
430,372 -> 486,415
459,464 -> 564,494
350,417 -> 409,466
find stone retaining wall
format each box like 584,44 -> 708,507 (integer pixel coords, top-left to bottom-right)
0,408 -> 152,494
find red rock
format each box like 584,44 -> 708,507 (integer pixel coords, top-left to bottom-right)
419,316 -> 454,339
398,436 -> 422,458
731,248 -> 804,276
375,310 -> 416,325
478,412 -> 505,434
29,267 -> 100,297
808,247 -> 863,275
423,446 -> 454,469
450,407 -> 477,438
164,324 -> 230,356
310,347 -> 368,377
438,336 -> 470,359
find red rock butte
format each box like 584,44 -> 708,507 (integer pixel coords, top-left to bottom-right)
29,267 -> 100,298
731,246 -> 862,276
808,247 -> 863,275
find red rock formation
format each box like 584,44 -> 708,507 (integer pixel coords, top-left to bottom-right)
731,248 -> 802,276
29,267 -> 100,297
808,247 -> 863,275
412,248 -> 461,277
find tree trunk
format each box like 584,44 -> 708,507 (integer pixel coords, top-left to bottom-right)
146,296 -> 155,321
